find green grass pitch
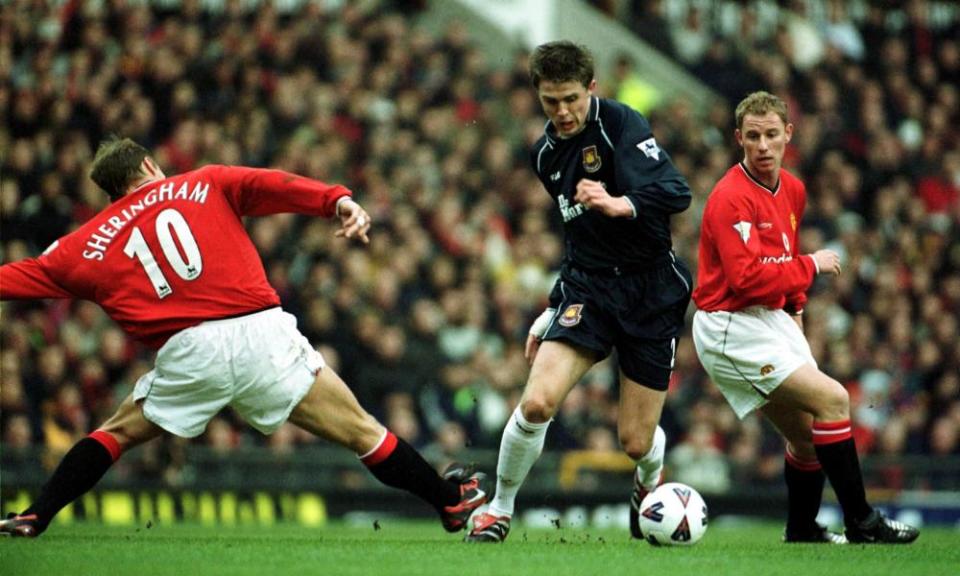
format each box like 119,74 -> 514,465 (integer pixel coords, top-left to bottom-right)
3,521 -> 957,576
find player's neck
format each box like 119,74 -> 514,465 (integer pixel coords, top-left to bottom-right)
125,175 -> 163,196
742,160 -> 780,190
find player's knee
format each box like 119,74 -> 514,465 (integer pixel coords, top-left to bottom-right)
786,440 -> 816,461
619,431 -> 654,460
817,380 -> 850,421
520,396 -> 557,423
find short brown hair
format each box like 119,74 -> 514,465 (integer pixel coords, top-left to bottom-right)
529,41 -> 594,89
735,91 -> 789,130
89,137 -> 150,201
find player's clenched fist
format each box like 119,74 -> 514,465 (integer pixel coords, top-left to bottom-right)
574,179 -> 633,218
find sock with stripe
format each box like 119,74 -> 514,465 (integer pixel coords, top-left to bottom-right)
812,419 -> 872,526
488,406 -> 550,518
23,430 -> 122,533
360,429 -> 460,513
784,449 -> 825,532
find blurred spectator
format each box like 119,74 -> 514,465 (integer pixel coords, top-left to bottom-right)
667,421 -> 731,495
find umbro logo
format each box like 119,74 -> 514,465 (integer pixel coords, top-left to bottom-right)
550,171 -> 561,181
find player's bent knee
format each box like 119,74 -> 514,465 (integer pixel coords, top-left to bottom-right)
786,439 -> 816,460
620,436 -> 653,461
520,397 -> 557,423
817,379 -> 850,421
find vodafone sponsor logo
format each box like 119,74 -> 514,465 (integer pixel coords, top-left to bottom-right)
760,253 -> 793,264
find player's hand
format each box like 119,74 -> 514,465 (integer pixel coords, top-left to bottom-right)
811,249 -> 841,276
335,199 -> 370,244
574,179 -> 633,218
524,333 -> 541,365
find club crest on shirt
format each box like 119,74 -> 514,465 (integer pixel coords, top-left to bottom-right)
581,146 -> 601,173
558,304 -> 584,327
760,364 -> 775,376
790,212 -> 797,231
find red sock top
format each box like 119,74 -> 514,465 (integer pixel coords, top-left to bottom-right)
812,419 -> 852,445
88,430 -> 122,462
360,430 -> 398,466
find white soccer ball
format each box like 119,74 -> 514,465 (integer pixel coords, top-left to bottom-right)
638,482 -> 708,546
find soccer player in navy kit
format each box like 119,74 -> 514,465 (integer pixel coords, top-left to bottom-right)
692,91 -> 918,544
466,41 -> 693,542
0,138 -> 487,537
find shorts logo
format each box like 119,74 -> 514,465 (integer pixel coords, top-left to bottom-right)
581,146 -> 601,173
760,364 -> 775,376
558,304 -> 584,327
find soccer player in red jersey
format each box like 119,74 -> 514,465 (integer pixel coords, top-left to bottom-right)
692,92 -> 917,544
0,138 -> 486,537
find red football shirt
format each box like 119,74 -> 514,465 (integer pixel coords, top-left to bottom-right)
0,165 -> 350,348
692,163 -> 817,313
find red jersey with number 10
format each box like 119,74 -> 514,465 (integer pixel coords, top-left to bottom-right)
692,162 -> 816,313
0,165 -> 350,348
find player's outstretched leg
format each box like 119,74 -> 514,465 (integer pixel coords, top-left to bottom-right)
289,367 -> 488,532
3,431 -> 126,537
1,396 -> 160,538
629,425 -> 665,539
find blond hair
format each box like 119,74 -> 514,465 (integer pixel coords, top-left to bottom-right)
735,91 -> 788,129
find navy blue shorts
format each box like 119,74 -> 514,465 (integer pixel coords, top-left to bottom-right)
543,255 -> 693,390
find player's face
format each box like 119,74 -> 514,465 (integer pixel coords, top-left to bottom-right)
736,112 -> 793,184
537,79 -> 596,139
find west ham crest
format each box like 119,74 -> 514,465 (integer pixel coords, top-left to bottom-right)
558,304 -> 584,327
581,146 -> 601,173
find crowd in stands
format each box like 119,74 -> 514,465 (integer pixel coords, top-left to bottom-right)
2,0 -> 958,495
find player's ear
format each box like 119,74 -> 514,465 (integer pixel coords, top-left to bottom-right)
735,129 -> 743,147
142,157 -> 165,179
784,123 -> 794,143
587,79 -> 597,93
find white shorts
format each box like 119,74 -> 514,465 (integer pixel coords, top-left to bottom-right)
134,308 -> 324,437
692,307 -> 816,419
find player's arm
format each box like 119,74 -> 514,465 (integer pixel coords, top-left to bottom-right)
214,165 -> 353,218
0,259 -> 72,300
613,107 -> 691,218
213,165 -> 370,242
708,195 -> 817,300
783,183 -> 811,316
